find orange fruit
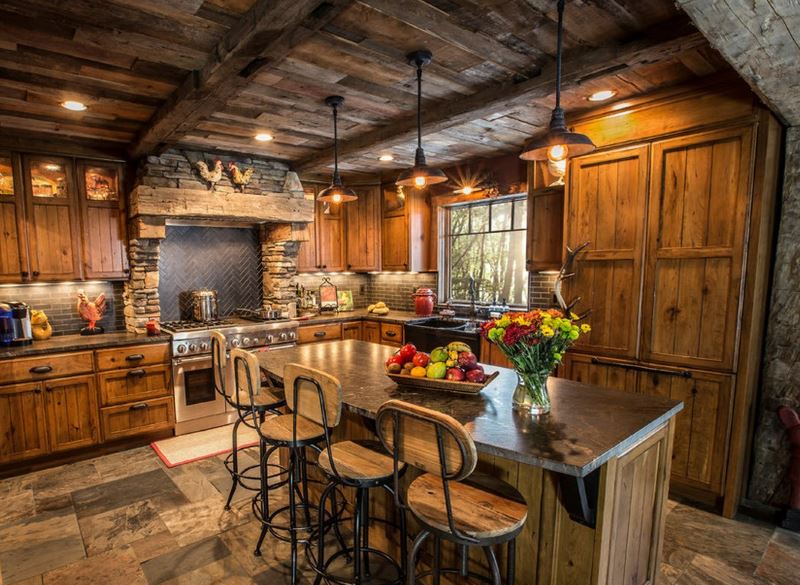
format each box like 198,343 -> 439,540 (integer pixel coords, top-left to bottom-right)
410,366 -> 427,377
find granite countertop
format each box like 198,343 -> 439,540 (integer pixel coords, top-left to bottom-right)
0,331 -> 171,360
296,310 -> 422,326
255,339 -> 683,477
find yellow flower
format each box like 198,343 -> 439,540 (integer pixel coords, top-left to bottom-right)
580,323 -> 591,333
540,325 -> 555,337
570,312 -> 579,320
497,316 -> 511,328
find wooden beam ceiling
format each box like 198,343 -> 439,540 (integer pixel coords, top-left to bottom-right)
295,25 -> 707,172
128,0 -> 355,158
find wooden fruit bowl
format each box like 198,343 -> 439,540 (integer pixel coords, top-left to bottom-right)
386,370 -> 499,395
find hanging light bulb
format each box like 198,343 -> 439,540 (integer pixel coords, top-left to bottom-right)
397,50 -> 447,189
520,0 -> 595,161
318,95 -> 357,204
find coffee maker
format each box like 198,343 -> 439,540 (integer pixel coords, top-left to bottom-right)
6,301 -> 33,346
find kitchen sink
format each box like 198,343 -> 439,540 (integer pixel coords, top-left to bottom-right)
406,317 -> 471,330
404,317 -> 483,359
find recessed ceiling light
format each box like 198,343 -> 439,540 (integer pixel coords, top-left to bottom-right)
587,90 -> 617,102
254,133 -> 273,142
378,154 -> 394,162
62,100 -> 87,111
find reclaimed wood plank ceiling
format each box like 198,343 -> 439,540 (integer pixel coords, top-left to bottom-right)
0,0 -> 732,174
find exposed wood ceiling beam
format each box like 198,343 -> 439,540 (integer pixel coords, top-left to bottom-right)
295,27 -> 707,172
128,0 -> 354,159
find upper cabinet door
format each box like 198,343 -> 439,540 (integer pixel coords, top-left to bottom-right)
77,161 -> 128,280
565,145 -> 649,359
23,155 -> 82,281
316,200 -> 346,272
345,185 -> 381,272
641,127 -> 753,371
0,154 -> 29,283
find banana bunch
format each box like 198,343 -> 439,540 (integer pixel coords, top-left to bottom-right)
367,301 -> 390,315
444,341 -> 471,367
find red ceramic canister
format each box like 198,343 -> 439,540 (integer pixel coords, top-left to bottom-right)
412,287 -> 437,316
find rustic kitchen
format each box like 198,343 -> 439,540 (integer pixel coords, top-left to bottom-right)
0,1 -> 798,584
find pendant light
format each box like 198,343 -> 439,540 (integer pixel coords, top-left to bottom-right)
520,0 -> 595,162
318,95 -> 358,203
396,50 -> 447,189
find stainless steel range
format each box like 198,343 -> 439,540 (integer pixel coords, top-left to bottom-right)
162,317 -> 298,435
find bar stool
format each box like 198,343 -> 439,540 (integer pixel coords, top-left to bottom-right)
211,332 -> 285,510
376,400 -> 528,585
291,364 -> 407,585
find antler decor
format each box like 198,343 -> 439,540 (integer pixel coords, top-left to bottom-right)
553,241 -> 590,319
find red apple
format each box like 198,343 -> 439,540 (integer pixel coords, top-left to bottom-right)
457,351 -> 479,370
385,355 -> 403,369
399,343 -> 417,364
412,352 -> 430,368
446,368 -> 465,381
465,368 -> 486,383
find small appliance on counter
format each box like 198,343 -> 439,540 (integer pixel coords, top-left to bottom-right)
412,287 -> 437,316
0,303 -> 14,346
190,289 -> 219,322
3,301 -> 33,346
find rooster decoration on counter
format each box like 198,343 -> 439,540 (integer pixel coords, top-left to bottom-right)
77,290 -> 107,336
195,159 -> 223,191
227,161 -> 255,192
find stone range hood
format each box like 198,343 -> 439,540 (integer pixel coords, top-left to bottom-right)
123,149 -> 313,333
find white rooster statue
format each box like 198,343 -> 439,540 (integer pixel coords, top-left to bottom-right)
77,290 -> 107,336
195,159 -> 223,190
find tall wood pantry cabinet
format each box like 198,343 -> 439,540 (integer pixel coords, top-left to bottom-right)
558,81 -> 782,517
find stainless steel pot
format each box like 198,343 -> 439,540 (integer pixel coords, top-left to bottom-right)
190,289 -> 218,322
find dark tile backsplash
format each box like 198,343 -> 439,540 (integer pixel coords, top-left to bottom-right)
159,225 -> 263,321
0,282 -> 125,336
367,273 -> 438,312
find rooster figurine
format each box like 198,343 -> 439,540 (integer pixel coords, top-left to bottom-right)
77,290 -> 107,336
195,159 -> 223,191
227,161 -> 255,192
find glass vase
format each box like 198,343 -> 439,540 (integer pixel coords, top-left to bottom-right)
512,370 -> 551,415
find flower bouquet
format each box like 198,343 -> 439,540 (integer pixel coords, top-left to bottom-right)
481,309 -> 590,415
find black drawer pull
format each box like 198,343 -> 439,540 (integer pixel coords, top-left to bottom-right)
314,331 -> 327,338
125,354 -> 145,361
33,387 -> 42,394
29,365 -> 52,374
129,403 -> 149,411
590,357 -> 692,379
385,330 -> 397,337
127,369 -> 146,377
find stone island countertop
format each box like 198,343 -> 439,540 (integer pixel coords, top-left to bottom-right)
0,331 -> 171,360
255,339 -> 683,478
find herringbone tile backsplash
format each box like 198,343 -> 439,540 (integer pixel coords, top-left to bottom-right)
159,225 -> 263,320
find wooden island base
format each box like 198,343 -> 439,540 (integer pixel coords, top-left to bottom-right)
319,410 -> 675,585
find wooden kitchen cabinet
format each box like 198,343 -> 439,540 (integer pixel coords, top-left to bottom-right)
0,153 -> 29,283
381,185 -> 431,272
380,322 -> 403,346
23,155 -> 83,281
44,374 -> 100,453
342,321 -> 362,340
98,364 -> 171,407
526,185 -> 564,272
317,202 -> 346,272
298,323 -> 342,344
77,160 -> 128,279
101,396 -> 174,442
362,321 -> 380,344
345,185 -> 381,272
0,381 -> 49,463
561,353 -> 639,394
565,145 -> 649,360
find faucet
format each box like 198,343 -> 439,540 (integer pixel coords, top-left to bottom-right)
467,275 -> 477,321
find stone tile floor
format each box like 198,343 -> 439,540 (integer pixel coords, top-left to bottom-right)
0,446 -> 798,584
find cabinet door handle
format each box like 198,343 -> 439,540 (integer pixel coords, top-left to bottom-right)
590,357 -> 692,378
125,354 -> 145,362
314,331 -> 327,338
45,386 -> 53,392
127,369 -> 146,377
29,365 -> 52,374
33,387 -> 42,394
32,271 -> 40,277
21,271 -> 29,277
385,330 -> 397,337
129,403 -> 149,411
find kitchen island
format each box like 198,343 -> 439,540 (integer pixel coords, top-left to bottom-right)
256,340 -> 682,585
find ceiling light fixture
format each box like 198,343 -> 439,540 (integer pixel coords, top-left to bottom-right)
318,95 -> 357,204
587,89 -> 617,102
520,0 -> 595,162
378,154 -> 394,162
62,100 -> 87,111
396,50 -> 447,189
254,133 -> 273,142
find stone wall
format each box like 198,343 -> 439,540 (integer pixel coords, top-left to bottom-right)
261,223 -> 302,307
748,127 -> 800,508
123,239 -> 161,333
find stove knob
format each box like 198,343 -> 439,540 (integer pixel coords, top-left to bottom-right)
231,338 -> 241,348
279,332 -> 287,341
188,343 -> 198,353
266,334 -> 274,344
288,331 -> 296,340
242,337 -> 252,347
176,344 -> 187,354
200,342 -> 209,351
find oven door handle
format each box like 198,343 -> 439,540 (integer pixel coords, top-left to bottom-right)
174,355 -> 213,367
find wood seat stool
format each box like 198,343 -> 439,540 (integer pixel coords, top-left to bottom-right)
376,399 -> 528,585
211,333 -> 286,511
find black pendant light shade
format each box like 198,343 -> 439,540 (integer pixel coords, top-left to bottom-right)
520,0 -> 595,162
397,50 -> 447,188
318,95 -> 358,203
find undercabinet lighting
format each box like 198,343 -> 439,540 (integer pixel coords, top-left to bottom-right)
587,90 -> 617,102
537,270 -> 560,275
62,100 -> 87,111
44,164 -> 61,171
254,133 -> 273,142
378,154 -> 394,162
0,280 -> 108,288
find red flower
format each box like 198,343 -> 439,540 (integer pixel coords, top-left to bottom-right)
503,322 -> 533,346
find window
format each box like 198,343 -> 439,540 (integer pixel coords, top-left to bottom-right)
443,196 -> 528,307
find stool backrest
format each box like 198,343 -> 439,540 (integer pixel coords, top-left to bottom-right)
230,348 -> 261,408
210,330 -> 226,395
376,399 -> 477,481
284,363 -> 342,428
